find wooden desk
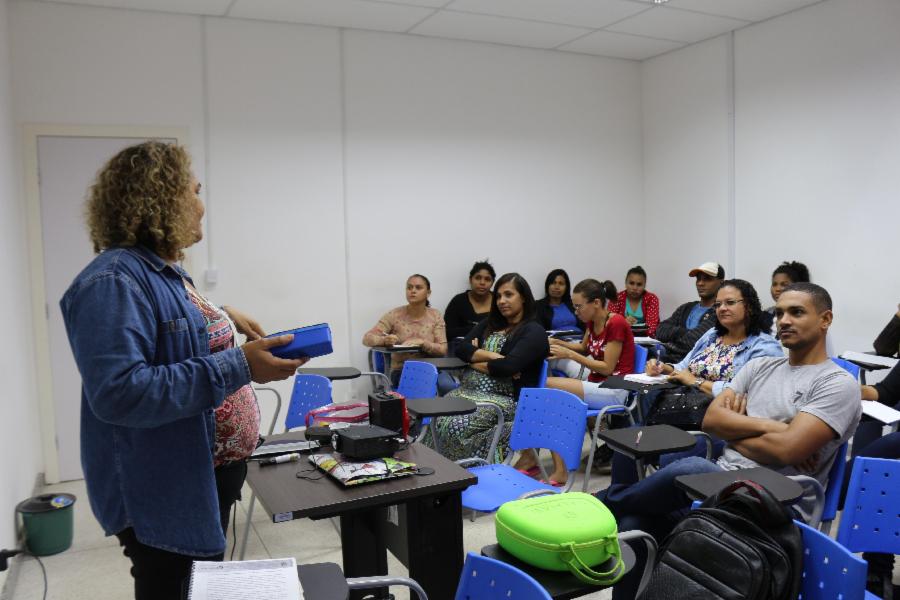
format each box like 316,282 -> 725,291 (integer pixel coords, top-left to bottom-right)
675,466 -> 805,503
296,367 -> 362,381
598,425 -> 697,481
246,438 -> 476,600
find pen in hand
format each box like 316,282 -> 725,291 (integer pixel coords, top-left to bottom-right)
635,430 -> 642,446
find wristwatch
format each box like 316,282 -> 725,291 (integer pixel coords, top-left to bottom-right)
692,377 -> 705,389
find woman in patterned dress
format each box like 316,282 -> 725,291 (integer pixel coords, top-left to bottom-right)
429,273 -> 549,462
646,279 -> 782,399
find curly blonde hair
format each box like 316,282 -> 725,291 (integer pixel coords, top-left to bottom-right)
86,141 -> 196,260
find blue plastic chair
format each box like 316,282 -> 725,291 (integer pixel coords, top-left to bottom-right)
537,360 -> 549,387
580,345 -> 648,491
455,552 -> 552,600
397,360 -> 439,399
284,373 -> 334,430
240,373 -> 333,559
816,441 -> 849,535
461,388 -> 587,515
796,520 -> 870,600
837,456 -> 900,557
831,356 -> 861,381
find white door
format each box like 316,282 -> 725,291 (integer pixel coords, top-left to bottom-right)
38,135 -> 174,481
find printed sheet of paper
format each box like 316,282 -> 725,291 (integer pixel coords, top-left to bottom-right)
862,400 -> 900,425
624,373 -> 669,385
189,558 -> 302,600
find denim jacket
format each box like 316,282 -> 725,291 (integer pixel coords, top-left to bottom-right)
60,246 -> 251,556
674,327 -> 783,396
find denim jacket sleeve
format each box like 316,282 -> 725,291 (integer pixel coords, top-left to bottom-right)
62,270 -> 251,429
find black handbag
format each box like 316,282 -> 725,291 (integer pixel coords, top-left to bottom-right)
645,385 -> 712,430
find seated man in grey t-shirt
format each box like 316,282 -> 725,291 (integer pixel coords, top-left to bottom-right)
595,283 -> 861,539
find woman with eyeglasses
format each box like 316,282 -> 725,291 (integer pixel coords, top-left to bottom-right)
646,279 -> 782,397
516,279 -> 635,485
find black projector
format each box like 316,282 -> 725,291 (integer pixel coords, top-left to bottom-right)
332,425 -> 402,460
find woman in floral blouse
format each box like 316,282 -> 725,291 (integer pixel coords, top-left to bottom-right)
646,279 -> 782,398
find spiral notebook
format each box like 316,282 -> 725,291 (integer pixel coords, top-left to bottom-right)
188,558 -> 302,600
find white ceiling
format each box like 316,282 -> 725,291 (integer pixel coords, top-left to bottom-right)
30,0 -> 825,61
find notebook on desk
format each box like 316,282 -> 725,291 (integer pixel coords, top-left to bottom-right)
188,558 -> 303,600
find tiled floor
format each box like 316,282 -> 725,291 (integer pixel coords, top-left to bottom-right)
8,459 -> 615,600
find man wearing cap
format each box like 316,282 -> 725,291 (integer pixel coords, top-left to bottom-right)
655,262 -> 724,362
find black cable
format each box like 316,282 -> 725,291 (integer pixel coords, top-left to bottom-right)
28,553 -> 48,600
229,503 -> 238,561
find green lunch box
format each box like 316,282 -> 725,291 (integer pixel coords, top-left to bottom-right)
495,492 -> 625,585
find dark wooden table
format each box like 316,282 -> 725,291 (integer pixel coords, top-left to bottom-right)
417,357 -> 467,370
598,424 -> 698,480
406,396 -> 477,418
674,466 -> 805,503
246,436 -> 477,600
481,542 -> 636,600
296,367 -> 362,381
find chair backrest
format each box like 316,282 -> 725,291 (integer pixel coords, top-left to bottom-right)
819,441 -> 848,526
796,520 -> 867,600
537,360 -> 548,387
837,456 -> 900,555
284,374 -> 333,430
830,357 -> 860,380
368,348 -> 386,375
454,552 -> 551,600
397,360 -> 439,399
633,344 -> 648,373
508,388 -> 587,471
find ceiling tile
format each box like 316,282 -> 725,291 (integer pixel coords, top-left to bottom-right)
444,0 -> 649,29
229,0 -> 434,33
560,30 -> 685,60
664,0 -> 824,23
606,5 -> 749,43
37,0 -> 233,16
411,11 -> 592,49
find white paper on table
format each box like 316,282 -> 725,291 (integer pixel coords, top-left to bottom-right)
188,558 -> 302,600
840,351 -> 898,369
862,400 -> 900,425
624,373 -> 669,384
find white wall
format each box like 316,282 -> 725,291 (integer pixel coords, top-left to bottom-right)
7,0 -> 642,480
643,0 -> 900,353
343,30 -> 642,369
0,0 -> 43,572
642,35 -> 733,314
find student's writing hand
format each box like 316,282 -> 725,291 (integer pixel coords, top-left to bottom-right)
625,315 -> 638,325
242,335 -> 309,384
403,338 -> 425,347
548,345 -> 571,360
548,337 -> 564,347
223,305 -> 265,340
383,334 -> 400,346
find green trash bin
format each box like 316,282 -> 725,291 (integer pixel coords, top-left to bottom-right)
16,493 -> 76,556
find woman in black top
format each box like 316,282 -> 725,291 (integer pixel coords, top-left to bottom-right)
873,303 -> 900,357
428,273 -> 549,462
444,260 -> 495,340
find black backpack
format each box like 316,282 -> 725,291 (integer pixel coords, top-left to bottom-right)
638,480 -> 804,600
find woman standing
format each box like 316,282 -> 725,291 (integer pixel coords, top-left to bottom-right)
430,273 -> 548,462
607,266 -> 660,337
444,260 -> 496,340
363,274 -> 447,386
60,142 -> 306,599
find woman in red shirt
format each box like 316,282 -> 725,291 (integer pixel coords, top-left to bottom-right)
607,266 -> 660,337
514,279 -> 636,485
